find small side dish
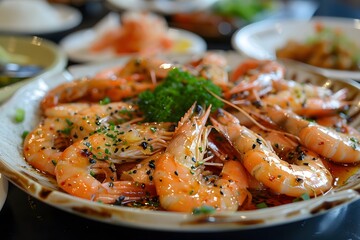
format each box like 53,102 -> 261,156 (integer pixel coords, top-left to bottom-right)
0,36 -> 67,103
276,23 -> 360,71
0,45 -> 30,87
60,11 -> 206,63
90,11 -> 175,56
0,0 -> 81,35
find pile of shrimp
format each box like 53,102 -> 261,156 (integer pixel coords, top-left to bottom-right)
23,53 -> 360,213
90,11 -> 173,56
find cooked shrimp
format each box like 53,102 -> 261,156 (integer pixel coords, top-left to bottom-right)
56,148 -> 156,204
261,86 -> 349,117
211,108 -> 333,197
120,151 -> 163,185
40,77 -> 155,110
262,104 -> 360,164
23,117 -> 73,175
189,52 -> 229,90
153,104 -> 251,212
24,102 -> 140,175
95,57 -> 174,84
90,11 -> 173,56
225,59 -> 285,100
46,102 -> 140,139
316,115 -> 360,137
43,103 -> 93,118
250,125 -> 332,176
55,122 -> 173,202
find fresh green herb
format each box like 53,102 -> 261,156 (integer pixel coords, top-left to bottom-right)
256,202 -> 268,209
350,137 -> 359,150
60,127 -> 72,135
213,0 -> 274,21
138,68 -> 223,122
21,130 -> 29,140
13,108 -> 25,123
192,205 -> 216,215
293,193 -> 310,202
100,97 -> 111,105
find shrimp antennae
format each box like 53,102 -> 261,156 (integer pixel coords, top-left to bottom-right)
206,88 -> 301,143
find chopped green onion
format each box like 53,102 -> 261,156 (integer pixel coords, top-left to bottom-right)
14,108 -> 25,123
256,202 -> 268,209
192,205 -> 216,215
21,130 -> 29,140
293,193 -> 310,202
100,97 -> 111,105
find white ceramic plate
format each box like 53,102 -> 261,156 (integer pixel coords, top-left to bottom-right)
106,0 -> 218,15
1,52 -> 360,231
0,3 -> 82,35
0,35 -> 68,104
0,173 -> 8,212
60,27 -> 207,63
231,16 -> 360,80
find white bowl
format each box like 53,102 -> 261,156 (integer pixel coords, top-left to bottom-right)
0,35 -> 67,104
231,16 -> 360,80
0,1 -> 82,35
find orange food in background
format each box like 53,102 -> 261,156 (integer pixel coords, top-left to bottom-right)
90,11 -> 174,56
276,22 -> 360,71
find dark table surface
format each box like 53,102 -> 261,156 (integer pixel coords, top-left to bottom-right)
1,1 -> 360,239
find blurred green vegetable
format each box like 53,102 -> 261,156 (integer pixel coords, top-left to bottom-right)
213,0 -> 274,21
0,76 -> 23,87
14,108 -> 25,123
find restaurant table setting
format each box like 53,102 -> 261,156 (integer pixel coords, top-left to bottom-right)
1,1 -> 360,239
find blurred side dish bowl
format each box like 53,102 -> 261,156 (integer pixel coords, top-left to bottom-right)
170,0 -> 280,39
60,11 -> 207,63
0,35 -> 67,104
232,16 -> 360,80
0,0 -> 82,35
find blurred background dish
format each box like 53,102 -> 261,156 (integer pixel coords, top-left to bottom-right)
231,16 -> 360,80
0,0 -> 82,35
59,12 -> 207,63
0,35 -> 67,103
168,0 -> 318,40
106,0 -> 218,15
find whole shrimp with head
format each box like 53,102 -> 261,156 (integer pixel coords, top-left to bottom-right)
23,102 -> 139,176
260,104 -> 360,164
40,56 -> 174,110
55,120 -> 174,203
210,108 -> 333,198
153,103 -> 251,213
